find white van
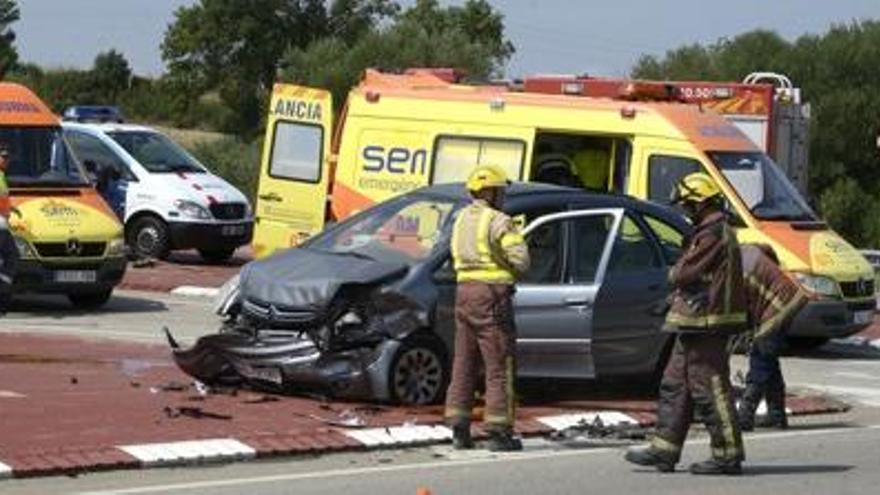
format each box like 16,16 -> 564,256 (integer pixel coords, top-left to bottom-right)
62,109 -> 253,262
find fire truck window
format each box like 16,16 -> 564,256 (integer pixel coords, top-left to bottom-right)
269,121 -> 323,183
647,155 -> 702,205
432,137 -> 524,184
610,139 -> 633,194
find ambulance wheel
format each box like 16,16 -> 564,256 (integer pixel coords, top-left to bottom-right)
68,289 -> 113,309
128,216 -> 170,260
198,247 -> 236,264
388,334 -> 449,406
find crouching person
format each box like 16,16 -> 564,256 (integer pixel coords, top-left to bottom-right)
737,244 -> 808,431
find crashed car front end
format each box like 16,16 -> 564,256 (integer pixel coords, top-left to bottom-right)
167,261 -> 430,401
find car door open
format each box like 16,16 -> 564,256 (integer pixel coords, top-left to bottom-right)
514,208 -> 624,379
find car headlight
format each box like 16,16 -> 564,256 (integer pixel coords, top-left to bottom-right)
213,273 -> 241,316
174,200 -> 212,220
792,273 -> 840,297
13,236 -> 35,258
107,237 -> 126,256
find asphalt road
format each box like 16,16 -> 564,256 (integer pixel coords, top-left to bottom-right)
2,290 -> 880,494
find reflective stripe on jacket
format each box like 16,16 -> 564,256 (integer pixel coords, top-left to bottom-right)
664,211 -> 747,333
450,199 -> 529,284
0,171 -> 10,227
741,244 -> 808,340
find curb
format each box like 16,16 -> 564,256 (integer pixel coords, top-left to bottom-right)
832,336 -> 880,350
169,286 -> 220,298
0,402 -> 849,479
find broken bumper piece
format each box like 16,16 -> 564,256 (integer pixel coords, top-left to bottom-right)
165,328 -> 398,400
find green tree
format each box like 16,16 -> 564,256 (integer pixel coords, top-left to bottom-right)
161,0 -> 397,135
281,0 -> 514,108
92,50 -> 132,103
0,0 -> 19,78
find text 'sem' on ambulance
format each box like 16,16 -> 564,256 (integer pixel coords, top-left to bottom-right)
0,83 -> 125,308
254,69 -> 875,342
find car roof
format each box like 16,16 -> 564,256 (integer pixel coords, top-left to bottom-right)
414,182 -> 690,233
62,121 -> 158,134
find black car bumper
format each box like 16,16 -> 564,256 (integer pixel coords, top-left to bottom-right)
13,256 -> 127,294
168,221 -> 254,251
788,299 -> 876,339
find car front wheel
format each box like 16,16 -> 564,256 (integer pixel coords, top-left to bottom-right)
128,216 -> 170,260
389,334 -> 448,405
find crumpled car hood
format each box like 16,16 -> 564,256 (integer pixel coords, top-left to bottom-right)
240,247 -> 408,310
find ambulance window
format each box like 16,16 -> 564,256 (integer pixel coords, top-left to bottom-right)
270,121 -> 322,183
647,155 -> 702,205
432,136 -> 524,184
642,214 -> 684,264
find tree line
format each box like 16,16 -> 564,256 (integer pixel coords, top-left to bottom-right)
1,1 -> 878,246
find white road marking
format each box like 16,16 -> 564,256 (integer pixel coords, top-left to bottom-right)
0,390 -> 25,398
118,439 -> 256,467
343,425 -> 452,447
77,425 -> 880,495
0,460 -> 11,479
170,286 -> 220,298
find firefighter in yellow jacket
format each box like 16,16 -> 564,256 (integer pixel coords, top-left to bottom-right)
625,172 -> 747,475
445,164 -> 530,452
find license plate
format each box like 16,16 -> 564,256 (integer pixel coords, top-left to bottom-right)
239,364 -> 283,384
54,270 -> 97,283
853,310 -> 874,325
222,225 -> 245,236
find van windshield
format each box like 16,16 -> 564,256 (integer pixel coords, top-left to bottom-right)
108,131 -> 205,174
709,151 -> 817,222
1,127 -> 89,187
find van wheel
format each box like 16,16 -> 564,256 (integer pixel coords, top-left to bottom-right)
388,334 -> 449,405
68,289 -> 113,309
198,247 -> 236,264
128,216 -> 170,260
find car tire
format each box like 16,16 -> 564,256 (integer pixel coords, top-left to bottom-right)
786,337 -> 830,350
198,247 -> 236,264
128,215 -> 171,260
68,289 -> 113,309
388,334 -> 449,406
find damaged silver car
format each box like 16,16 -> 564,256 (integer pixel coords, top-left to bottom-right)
167,183 -> 690,405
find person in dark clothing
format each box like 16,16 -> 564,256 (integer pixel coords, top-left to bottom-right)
737,243 -> 808,431
625,172 -> 747,475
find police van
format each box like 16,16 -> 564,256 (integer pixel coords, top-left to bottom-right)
62,108 -> 253,262
253,69 -> 875,343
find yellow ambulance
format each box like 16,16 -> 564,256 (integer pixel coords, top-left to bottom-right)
1,82 -> 125,308
253,69 -> 874,343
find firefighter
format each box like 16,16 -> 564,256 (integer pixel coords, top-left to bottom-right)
737,243 -> 808,431
0,142 -> 17,314
444,164 -> 530,452
625,172 -> 748,475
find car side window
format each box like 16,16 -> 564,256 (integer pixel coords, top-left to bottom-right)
643,214 -> 685,265
647,155 -> 702,205
608,215 -> 662,275
569,214 -> 615,284
521,219 -> 566,284
65,130 -> 133,180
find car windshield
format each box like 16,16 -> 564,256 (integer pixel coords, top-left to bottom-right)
709,151 -> 817,222
306,195 -> 464,265
2,127 -> 89,187
107,131 -> 205,174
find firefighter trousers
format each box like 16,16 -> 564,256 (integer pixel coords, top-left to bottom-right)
651,333 -> 744,463
444,282 -> 517,432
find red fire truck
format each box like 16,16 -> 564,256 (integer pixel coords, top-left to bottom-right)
522,72 -> 811,195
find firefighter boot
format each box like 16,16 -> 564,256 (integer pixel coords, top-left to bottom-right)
452,424 -> 474,450
689,458 -> 742,475
624,446 -> 676,473
756,381 -> 788,429
737,384 -> 763,432
487,430 -> 523,452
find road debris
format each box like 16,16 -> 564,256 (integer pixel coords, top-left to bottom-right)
548,415 -> 651,442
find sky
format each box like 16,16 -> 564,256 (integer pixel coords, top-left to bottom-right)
14,0 -> 880,78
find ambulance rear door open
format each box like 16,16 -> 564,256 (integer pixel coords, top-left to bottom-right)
253,84 -> 333,258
